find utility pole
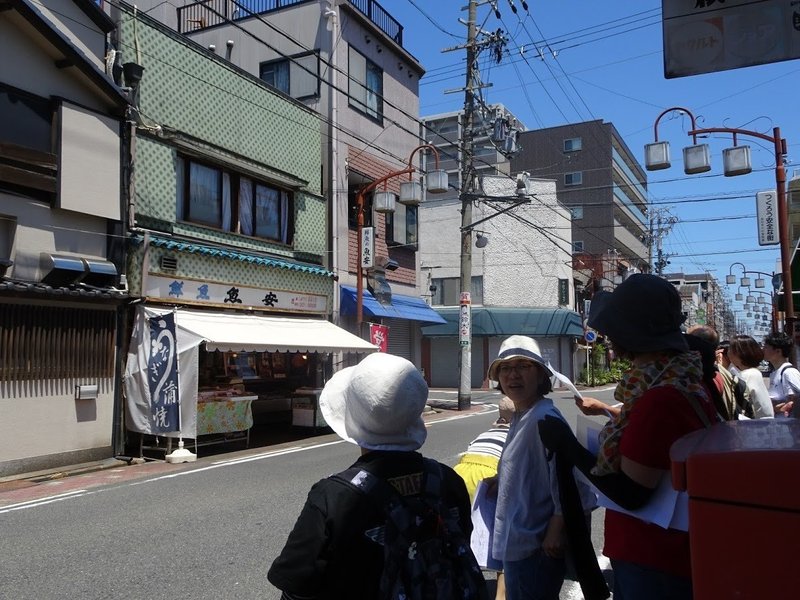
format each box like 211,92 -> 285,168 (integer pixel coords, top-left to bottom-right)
456,0 -> 478,410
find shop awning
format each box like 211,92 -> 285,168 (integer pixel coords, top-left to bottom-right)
340,285 -> 447,324
420,306 -> 583,337
169,307 -> 377,353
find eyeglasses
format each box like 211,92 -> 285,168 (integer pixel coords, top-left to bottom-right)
497,362 -> 536,376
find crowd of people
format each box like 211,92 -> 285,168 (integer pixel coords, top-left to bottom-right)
267,273 -> 796,600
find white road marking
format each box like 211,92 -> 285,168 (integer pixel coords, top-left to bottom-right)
0,490 -> 88,514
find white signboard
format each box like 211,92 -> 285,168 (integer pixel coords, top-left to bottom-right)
459,303 -> 471,347
663,0 -> 800,78
756,190 -> 779,246
361,226 -> 375,269
145,274 -> 328,314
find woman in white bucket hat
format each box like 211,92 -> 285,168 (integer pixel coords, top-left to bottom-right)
486,336 -> 597,600
269,353 -> 483,599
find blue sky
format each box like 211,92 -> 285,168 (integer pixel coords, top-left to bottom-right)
387,0 -> 799,326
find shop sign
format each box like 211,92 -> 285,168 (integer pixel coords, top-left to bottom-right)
145,274 -> 328,314
370,323 -> 389,352
361,226 -> 375,269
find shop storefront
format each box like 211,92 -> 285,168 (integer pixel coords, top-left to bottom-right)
123,272 -> 377,457
338,285 -> 446,363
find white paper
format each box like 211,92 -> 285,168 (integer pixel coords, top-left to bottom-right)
469,479 -> 502,571
575,412 -> 604,456
596,473 -> 687,531
548,363 -> 582,399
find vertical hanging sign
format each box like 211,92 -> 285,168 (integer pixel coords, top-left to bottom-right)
147,312 -> 180,433
459,291 -> 471,347
370,323 -> 389,352
756,190 -> 779,246
361,226 -> 375,269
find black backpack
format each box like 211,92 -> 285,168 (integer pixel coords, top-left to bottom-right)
333,458 -> 489,600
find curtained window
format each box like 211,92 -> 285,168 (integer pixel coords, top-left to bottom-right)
177,156 -> 293,244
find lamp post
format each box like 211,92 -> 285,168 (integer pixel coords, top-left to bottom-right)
726,262 -> 780,333
354,144 -> 448,327
645,107 -> 793,334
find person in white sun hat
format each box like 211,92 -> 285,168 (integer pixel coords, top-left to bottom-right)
268,352 -> 485,600
485,336 -> 600,600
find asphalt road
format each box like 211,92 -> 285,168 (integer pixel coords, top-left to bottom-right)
0,385 -> 618,600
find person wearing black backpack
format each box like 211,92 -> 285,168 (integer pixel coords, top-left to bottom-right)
763,331 -> 800,417
268,352 -> 487,600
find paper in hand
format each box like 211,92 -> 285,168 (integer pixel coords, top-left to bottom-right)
548,362 -> 583,399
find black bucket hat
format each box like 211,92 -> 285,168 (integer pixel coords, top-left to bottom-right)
587,273 -> 688,353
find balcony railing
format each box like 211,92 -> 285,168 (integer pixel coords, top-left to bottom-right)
347,0 -> 402,46
177,0 -> 403,48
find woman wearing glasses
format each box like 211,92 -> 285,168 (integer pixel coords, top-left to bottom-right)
485,336 -> 596,600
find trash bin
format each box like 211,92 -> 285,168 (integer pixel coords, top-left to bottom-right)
671,419 -> 800,600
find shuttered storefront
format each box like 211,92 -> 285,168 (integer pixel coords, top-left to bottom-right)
386,318 -> 413,361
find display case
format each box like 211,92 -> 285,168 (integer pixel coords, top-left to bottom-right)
291,388 -> 326,428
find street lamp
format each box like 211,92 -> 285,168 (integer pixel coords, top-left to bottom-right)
355,144 -> 447,326
646,107 -> 793,333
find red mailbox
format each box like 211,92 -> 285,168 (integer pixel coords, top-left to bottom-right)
671,419 -> 800,600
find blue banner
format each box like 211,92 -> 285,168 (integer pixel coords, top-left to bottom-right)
147,312 -> 180,433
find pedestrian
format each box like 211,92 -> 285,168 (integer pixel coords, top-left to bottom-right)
762,330 -> 800,416
727,335 -> 774,418
267,352 -> 484,600
538,273 -> 717,600
486,335 -> 599,600
454,395 -> 515,503
454,396 -> 514,600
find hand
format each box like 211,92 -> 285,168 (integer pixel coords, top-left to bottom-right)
541,515 -> 566,559
575,395 -> 617,417
482,475 -> 498,499
776,400 -> 794,416
537,416 -> 575,454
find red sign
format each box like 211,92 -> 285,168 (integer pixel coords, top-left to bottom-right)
370,324 -> 389,352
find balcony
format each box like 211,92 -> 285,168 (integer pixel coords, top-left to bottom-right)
178,0 -> 403,47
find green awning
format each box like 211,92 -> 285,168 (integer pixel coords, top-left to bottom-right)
420,307 -> 583,338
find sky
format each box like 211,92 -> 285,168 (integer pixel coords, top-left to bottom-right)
385,0 -> 800,331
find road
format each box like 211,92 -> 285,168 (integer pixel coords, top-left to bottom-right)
0,386 -> 617,600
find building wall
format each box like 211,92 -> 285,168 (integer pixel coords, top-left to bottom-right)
419,178 -> 572,307
0,1 -> 125,476
512,120 -> 649,267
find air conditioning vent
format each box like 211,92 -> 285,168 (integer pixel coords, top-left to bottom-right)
160,256 -> 178,271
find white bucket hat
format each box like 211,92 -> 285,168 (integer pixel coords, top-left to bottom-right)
319,353 -> 428,451
487,335 -> 552,384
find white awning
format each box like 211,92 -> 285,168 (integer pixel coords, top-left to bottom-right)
169,307 -> 377,353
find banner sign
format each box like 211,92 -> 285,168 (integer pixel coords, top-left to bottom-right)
370,323 -> 389,352
756,190 -> 779,246
147,312 -> 180,433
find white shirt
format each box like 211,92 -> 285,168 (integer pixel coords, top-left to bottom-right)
768,362 -> 800,403
738,367 -> 774,418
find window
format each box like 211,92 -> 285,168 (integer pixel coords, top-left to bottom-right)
563,137 -> 582,152
259,51 -> 319,99
385,202 -> 417,248
431,276 -> 483,306
573,241 -> 584,253
349,46 -> 383,121
0,304 -> 115,382
565,171 -> 583,186
570,206 -> 584,220
347,183 -> 373,229
0,84 -> 56,200
177,156 -> 293,244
